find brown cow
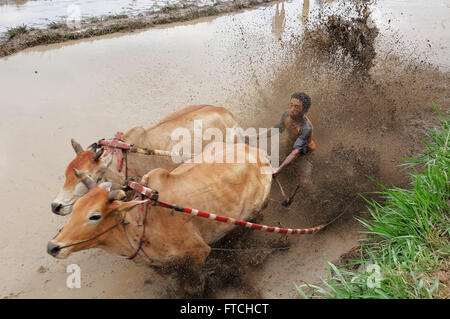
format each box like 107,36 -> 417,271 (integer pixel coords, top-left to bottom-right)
48,142 -> 272,294
51,105 -> 239,215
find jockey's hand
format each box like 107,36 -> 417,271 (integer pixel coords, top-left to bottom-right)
272,167 -> 281,176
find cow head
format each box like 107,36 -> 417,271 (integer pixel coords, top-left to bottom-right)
48,172 -> 143,259
51,139 -> 112,215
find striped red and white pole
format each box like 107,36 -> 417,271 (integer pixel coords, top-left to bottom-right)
128,181 -> 159,201
98,138 -> 193,159
127,181 -> 325,235
99,138 -> 132,150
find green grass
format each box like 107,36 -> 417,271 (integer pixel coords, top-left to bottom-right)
297,103 -> 449,299
7,24 -> 27,39
108,14 -> 128,20
48,21 -> 65,30
206,7 -> 220,16
160,4 -> 182,13
88,17 -> 101,23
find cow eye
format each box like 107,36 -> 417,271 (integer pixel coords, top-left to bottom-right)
89,215 -> 101,221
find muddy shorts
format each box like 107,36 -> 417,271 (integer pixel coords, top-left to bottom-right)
297,155 -> 313,179
283,139 -> 313,179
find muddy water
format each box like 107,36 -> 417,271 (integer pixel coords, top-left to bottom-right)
0,0 -> 229,33
0,0 -> 449,299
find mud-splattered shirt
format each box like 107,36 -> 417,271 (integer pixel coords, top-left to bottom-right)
274,109 -> 316,154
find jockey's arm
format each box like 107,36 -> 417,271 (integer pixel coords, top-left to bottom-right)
273,149 -> 301,176
273,121 -> 312,175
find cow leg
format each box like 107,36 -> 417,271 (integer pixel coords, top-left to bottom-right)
174,232 -> 211,297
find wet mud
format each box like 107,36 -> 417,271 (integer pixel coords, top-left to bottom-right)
303,1 -> 379,73
163,221 -> 284,298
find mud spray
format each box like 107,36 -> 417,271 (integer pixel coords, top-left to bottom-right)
180,0 -> 449,298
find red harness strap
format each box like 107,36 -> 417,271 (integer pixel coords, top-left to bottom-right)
99,132 -> 129,173
114,131 -> 125,173
127,193 -> 150,260
115,131 -> 125,140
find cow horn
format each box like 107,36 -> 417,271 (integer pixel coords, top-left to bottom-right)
108,190 -> 126,202
71,139 -> 84,154
87,142 -> 99,151
73,168 -> 96,190
93,148 -> 104,162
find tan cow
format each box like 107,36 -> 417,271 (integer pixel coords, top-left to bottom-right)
51,105 -> 239,215
48,142 -> 272,293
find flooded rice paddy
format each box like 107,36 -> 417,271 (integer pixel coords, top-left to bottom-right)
0,0 -> 229,33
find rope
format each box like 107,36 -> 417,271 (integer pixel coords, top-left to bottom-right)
56,219 -> 126,250
275,176 -> 287,199
121,228 -> 292,264
128,181 -> 327,235
127,199 -> 150,260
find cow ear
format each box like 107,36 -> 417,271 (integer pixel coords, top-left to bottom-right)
108,190 -> 126,202
101,153 -> 113,168
98,182 -> 112,191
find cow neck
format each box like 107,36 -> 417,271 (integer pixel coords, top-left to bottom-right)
99,208 -> 155,262
98,212 -> 138,257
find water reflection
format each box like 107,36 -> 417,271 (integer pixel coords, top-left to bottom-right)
0,0 -> 28,5
300,0 -> 309,25
272,0 -> 285,39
